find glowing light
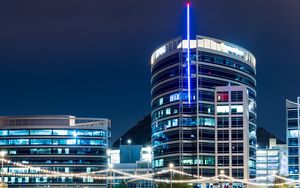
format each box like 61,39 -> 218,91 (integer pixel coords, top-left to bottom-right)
0,151 -> 6,157
220,170 -> 225,175
151,45 -> 166,64
187,2 -> 191,104
0,156 -> 296,186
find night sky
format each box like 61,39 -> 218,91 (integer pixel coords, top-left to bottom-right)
0,0 -> 299,142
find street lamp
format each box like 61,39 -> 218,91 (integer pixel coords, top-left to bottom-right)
108,164 -> 113,188
0,151 -> 6,183
127,139 -> 132,163
169,163 -> 174,188
220,170 -> 224,175
219,170 -> 224,188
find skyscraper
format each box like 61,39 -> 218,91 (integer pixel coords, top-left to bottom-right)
286,98 -> 300,180
151,35 -> 257,180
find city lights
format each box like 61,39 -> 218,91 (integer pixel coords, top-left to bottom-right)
0,157 -> 297,186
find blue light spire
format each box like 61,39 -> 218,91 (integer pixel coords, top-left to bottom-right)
187,2 -> 191,104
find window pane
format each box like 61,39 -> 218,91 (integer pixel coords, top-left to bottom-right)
217,92 -> 229,102
30,139 -> 52,145
53,130 -> 75,136
0,130 -> 8,136
0,140 -> 8,145
9,130 -> 29,136
217,117 -> 229,127
231,91 -> 243,102
53,139 -> 76,145
9,139 -> 29,145
231,105 -> 243,114
217,105 -> 229,114
30,130 -> 52,135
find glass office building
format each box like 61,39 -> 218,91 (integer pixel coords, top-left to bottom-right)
287,98 -> 300,180
151,36 -> 257,180
0,115 -> 111,187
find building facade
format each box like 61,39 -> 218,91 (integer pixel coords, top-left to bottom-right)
108,145 -> 152,188
0,115 -> 111,187
256,138 -> 288,182
287,98 -> 300,180
151,36 -> 257,180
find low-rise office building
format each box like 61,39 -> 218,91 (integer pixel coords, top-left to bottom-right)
0,115 -> 111,187
108,145 -> 152,188
256,138 -> 288,182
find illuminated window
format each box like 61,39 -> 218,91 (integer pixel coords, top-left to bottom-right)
217,92 -> 228,102
154,159 -> 164,167
90,140 -> 103,145
9,130 -> 29,136
249,159 -> 255,167
9,139 -> 29,145
165,108 -> 171,115
170,93 -> 180,102
182,159 -> 193,165
217,105 -> 229,114
159,98 -> 163,105
289,130 -> 299,138
231,105 -> 243,114
199,117 -> 215,126
30,130 -> 52,135
30,148 -> 51,154
77,130 -> 92,136
30,139 -> 52,145
9,150 -> 16,155
0,140 -> 8,145
268,150 -> 278,156
53,139 -> 76,145
172,119 -> 178,127
53,130 -> 75,136
92,130 -> 106,137
0,130 -> 8,136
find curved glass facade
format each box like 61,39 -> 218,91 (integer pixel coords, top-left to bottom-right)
151,35 -> 257,179
0,115 -> 111,187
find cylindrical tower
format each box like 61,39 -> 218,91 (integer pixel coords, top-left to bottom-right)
151,36 -> 257,180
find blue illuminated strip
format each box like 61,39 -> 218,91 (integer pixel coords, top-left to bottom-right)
187,3 -> 191,104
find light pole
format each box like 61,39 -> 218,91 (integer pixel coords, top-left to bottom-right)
127,139 -> 132,163
108,164 -> 113,188
220,170 -> 224,188
169,163 -> 174,188
0,151 -> 6,183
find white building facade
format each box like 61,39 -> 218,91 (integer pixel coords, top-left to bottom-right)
256,138 -> 288,182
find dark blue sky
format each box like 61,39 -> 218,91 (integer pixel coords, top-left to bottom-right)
0,0 -> 299,142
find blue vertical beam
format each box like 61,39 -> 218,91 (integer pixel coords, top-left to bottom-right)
187,2 -> 191,104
